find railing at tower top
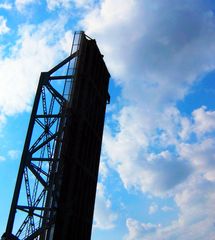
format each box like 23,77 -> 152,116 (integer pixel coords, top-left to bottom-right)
62,31 -> 83,101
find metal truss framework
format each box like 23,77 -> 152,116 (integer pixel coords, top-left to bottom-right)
3,32 -> 84,240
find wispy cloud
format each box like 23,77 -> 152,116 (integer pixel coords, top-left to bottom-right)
125,218 -> 160,240
0,16 -> 10,35
8,149 -> 20,160
0,156 -> 6,162
93,182 -> 118,230
46,0 -> 72,11
0,2 -> 12,10
15,0 -> 37,12
148,203 -> 158,215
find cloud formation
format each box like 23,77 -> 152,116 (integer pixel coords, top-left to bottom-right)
0,16 -> 10,35
93,183 -> 118,229
0,2 -> 12,10
125,218 -> 160,240
104,106 -> 193,195
0,156 -> 6,162
124,177 -> 215,240
15,0 -> 36,11
82,0 -> 215,108
79,0 -> 215,238
0,18 -> 72,116
46,0 -> 72,10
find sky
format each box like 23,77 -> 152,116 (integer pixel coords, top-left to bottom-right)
0,0 -> 215,239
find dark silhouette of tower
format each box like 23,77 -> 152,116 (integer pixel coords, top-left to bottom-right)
2,31 -> 110,240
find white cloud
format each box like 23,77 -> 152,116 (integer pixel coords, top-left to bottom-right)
172,177 -> 215,240
148,203 -> 158,215
46,0 -> 96,11
73,0 -> 96,9
59,30 -> 74,54
0,114 -> 6,131
192,106 -> 215,136
82,0 -> 215,109
46,0 -> 72,10
8,150 -> 20,160
0,16 -> 10,35
124,218 -> 160,240
0,156 -> 6,162
0,18 -> 71,117
99,158 -> 109,182
121,111 -> 215,239
0,2 -> 12,10
178,138 -> 215,181
15,0 -> 36,11
161,206 -> 173,212
81,0 -> 215,193
104,107 -> 192,195
93,182 -> 118,229
125,176 -> 215,240
78,1 -> 215,238
103,102 -> 215,236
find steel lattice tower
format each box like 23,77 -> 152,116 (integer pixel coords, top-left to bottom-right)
2,31 -> 110,240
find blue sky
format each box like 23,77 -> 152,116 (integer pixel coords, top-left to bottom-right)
0,0 -> 215,239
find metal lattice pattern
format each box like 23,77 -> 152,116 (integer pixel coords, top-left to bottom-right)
3,32 -> 84,240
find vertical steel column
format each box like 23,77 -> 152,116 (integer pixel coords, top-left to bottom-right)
2,32 -> 83,240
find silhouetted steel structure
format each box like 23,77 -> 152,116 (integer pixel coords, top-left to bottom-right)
2,31 -> 110,240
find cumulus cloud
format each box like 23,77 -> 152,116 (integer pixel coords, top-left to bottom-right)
179,138 -> 215,181
81,0 -> 215,190
192,106 -> 215,136
124,177 -> 215,240
82,0 -> 215,108
0,0 -> 214,238
124,218 -> 160,240
104,107 -> 192,195
0,17 -> 71,117
78,0 -> 215,238
93,182 -> 118,229
172,177 -> 215,240
0,16 -> 10,35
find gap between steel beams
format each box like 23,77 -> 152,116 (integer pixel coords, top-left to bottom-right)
30,132 -> 59,154
28,164 -> 47,187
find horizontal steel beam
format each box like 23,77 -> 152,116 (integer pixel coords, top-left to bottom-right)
31,157 -> 59,162
48,51 -> 78,75
35,114 -> 61,118
17,205 -> 53,211
49,75 -> 74,80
